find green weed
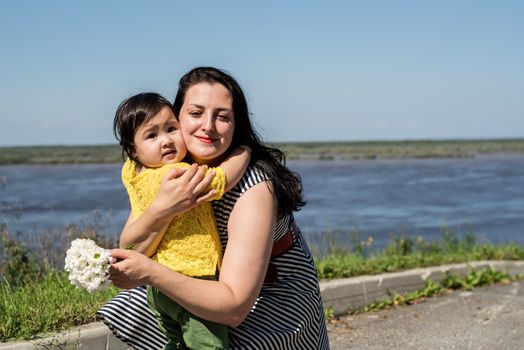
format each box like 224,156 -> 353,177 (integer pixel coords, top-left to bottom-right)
357,268 -> 513,314
324,306 -> 334,322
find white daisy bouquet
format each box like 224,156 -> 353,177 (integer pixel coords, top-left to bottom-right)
64,238 -> 115,293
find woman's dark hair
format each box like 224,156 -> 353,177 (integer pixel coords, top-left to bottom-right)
113,92 -> 174,163
174,67 -> 305,217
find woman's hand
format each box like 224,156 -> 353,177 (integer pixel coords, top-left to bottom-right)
109,249 -> 157,289
152,163 -> 217,219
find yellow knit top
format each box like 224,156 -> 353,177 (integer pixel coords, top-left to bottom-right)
121,159 -> 226,277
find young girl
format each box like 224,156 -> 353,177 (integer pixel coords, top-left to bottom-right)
113,92 -> 249,349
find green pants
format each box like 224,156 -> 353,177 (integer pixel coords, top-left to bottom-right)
147,285 -> 229,350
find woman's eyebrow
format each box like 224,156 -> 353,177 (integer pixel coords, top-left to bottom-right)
188,103 -> 204,109
188,103 -> 233,113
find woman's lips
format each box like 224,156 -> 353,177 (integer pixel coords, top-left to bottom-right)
195,135 -> 216,144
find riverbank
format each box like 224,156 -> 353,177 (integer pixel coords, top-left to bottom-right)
2,222 -> 524,342
1,139 -> 523,164
2,260 -> 523,350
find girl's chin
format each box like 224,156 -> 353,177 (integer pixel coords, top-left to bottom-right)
163,155 -> 181,162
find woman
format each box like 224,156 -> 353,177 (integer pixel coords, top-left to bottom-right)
98,67 -> 330,349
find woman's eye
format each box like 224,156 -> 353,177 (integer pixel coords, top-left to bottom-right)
189,111 -> 202,117
217,114 -> 230,121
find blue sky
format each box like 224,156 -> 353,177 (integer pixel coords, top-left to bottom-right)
1,1 -> 523,146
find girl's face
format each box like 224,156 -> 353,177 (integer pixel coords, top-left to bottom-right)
178,83 -> 235,165
132,106 -> 187,168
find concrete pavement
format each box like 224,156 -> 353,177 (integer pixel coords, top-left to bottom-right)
328,279 -> 524,350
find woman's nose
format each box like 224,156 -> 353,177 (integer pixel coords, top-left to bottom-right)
201,115 -> 216,132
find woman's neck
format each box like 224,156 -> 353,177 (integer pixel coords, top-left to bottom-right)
187,154 -> 227,167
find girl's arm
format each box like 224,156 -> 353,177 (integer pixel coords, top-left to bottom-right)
110,181 -> 276,327
118,211 -> 169,256
118,164 -> 218,255
219,146 -> 251,192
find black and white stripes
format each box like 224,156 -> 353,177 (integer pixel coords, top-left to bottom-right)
98,286 -> 168,349
97,166 -> 329,349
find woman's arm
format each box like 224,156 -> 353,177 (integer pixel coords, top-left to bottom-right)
110,181 -> 276,327
118,164 -> 218,255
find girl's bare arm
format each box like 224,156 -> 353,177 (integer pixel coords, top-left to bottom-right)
219,146 -> 251,192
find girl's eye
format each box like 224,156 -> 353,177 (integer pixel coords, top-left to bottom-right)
147,133 -> 156,139
167,126 -> 178,133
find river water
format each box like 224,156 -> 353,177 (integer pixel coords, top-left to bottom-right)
1,155 -> 523,253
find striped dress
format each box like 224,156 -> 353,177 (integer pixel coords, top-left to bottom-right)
97,166 -> 330,350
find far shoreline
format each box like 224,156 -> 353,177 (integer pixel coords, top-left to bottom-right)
0,139 -> 523,165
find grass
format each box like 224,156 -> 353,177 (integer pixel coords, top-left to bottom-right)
0,271 -> 118,341
1,138 -> 524,164
315,230 -> 524,280
0,223 -> 120,342
1,223 -> 523,342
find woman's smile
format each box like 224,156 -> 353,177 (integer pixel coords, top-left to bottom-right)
195,135 -> 217,144
178,83 -> 235,164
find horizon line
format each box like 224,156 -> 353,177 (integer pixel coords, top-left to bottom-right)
1,137 -> 523,148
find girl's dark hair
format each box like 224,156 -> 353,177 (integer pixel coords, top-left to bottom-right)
113,92 -> 174,163
174,67 -> 305,217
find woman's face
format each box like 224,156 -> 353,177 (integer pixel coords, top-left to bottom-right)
178,83 -> 235,165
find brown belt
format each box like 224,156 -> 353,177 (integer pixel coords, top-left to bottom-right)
264,220 -> 298,284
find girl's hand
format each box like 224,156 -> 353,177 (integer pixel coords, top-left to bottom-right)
152,163 -> 217,218
108,249 -> 156,289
